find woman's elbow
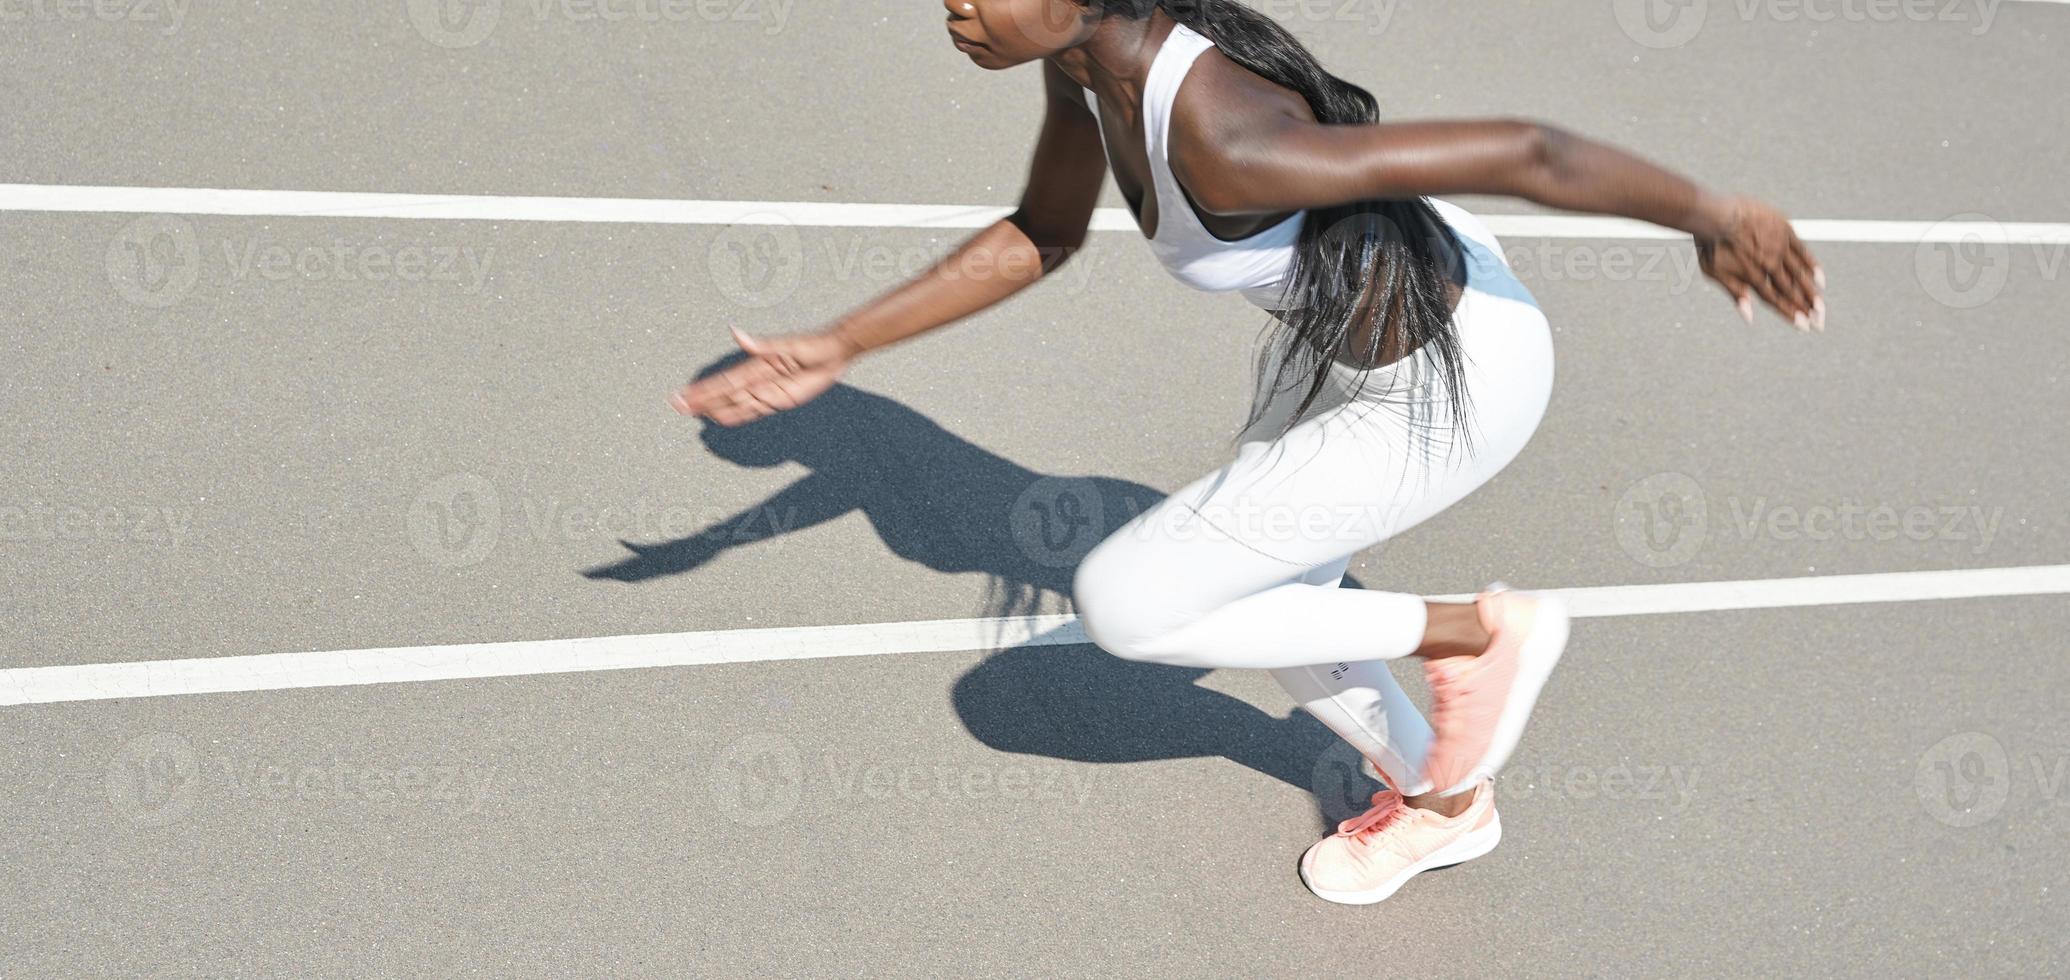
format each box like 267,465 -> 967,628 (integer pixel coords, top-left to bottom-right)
1510,118 -> 1569,179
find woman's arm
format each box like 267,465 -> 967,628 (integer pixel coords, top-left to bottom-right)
1171,70 -> 1825,328
675,63 -> 1109,425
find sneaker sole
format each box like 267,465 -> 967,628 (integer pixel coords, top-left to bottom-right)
1298,813 -> 1503,906
1438,593 -> 1571,797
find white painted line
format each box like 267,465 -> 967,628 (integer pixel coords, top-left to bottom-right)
4,565 -> 2065,706
1482,563 -> 2070,617
3,183 -> 2068,244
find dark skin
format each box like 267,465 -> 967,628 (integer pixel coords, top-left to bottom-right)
677,0 -> 1828,814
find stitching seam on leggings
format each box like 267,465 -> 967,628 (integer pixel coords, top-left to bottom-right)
1299,663 -> 1411,785
1173,501 -> 1315,568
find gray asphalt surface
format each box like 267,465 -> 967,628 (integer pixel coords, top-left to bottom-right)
4,1 -> 2069,976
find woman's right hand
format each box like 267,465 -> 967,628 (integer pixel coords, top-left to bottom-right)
670,327 -> 858,426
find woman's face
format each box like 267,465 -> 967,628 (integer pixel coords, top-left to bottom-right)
943,0 -> 1097,69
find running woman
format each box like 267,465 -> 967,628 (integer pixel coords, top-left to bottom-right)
674,1 -> 1825,905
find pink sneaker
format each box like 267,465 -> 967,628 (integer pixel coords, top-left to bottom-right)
1299,781 -> 1501,905
1422,587 -> 1570,797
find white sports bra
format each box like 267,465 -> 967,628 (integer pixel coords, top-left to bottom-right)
1081,23 -> 1539,315
1082,23 -> 1305,312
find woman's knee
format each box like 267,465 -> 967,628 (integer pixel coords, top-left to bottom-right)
1071,535 -> 1183,664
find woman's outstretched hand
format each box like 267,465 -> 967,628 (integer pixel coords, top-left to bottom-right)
670,327 -> 857,426
1695,195 -> 1827,332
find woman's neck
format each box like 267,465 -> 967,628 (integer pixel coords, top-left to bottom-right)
1049,11 -> 1173,109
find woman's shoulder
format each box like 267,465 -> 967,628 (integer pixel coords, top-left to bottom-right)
1166,46 -> 1315,178
1174,44 -> 1315,129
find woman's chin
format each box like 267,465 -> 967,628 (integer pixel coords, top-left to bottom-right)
953,43 -> 1015,70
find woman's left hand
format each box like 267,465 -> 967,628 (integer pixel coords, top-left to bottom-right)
1695,195 -> 1826,332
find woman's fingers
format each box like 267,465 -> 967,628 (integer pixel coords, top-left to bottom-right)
1767,256 -> 1816,328
688,367 -> 834,427
1717,239 -> 1819,330
1767,233 -> 1818,322
1716,271 -> 1754,324
1699,199 -> 1827,332
704,383 -> 780,426
674,357 -> 778,416
1703,250 -> 1757,324
1750,272 -> 1809,330
1788,237 -> 1827,329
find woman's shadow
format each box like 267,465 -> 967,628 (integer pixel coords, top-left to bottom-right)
584,353 -> 1383,824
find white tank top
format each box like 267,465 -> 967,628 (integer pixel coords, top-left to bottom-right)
1083,23 -> 1305,311
1082,23 -> 1538,315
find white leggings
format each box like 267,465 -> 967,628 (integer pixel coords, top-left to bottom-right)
1071,210 -> 1554,796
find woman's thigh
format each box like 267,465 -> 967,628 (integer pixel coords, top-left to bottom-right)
1073,291 -> 1554,644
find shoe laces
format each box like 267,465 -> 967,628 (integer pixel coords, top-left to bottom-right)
1338,790 -> 1420,847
